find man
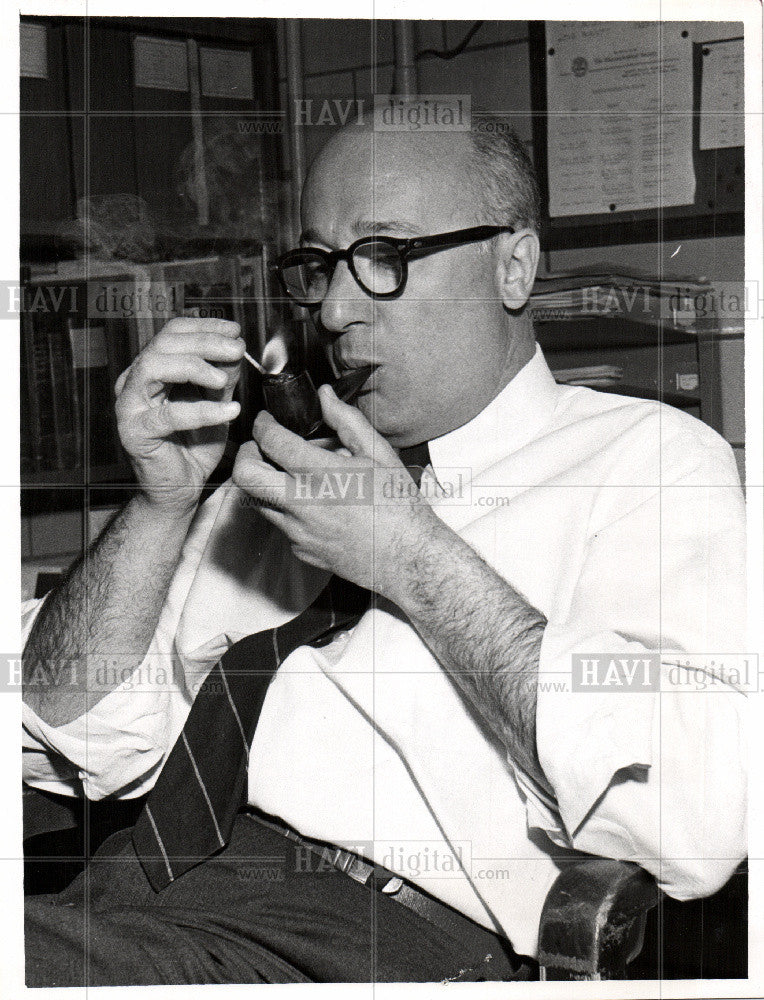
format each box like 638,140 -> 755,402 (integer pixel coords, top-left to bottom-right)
22,120 -> 747,985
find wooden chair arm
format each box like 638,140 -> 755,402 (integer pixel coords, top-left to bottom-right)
538,858 -> 660,980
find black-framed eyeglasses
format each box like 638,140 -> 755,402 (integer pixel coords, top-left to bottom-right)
271,225 -> 515,305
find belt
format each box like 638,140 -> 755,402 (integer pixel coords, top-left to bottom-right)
246,809 -> 527,982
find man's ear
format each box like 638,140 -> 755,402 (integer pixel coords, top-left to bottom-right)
494,229 -> 540,311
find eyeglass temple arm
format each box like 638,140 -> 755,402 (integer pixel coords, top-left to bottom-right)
403,225 -> 514,256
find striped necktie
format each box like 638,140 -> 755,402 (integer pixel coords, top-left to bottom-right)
132,573 -> 369,891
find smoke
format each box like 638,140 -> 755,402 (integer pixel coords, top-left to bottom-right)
57,119 -> 285,263
175,118 -> 283,239
60,193 -> 157,262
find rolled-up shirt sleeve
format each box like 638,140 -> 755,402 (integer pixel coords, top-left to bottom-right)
21,595 -> 88,795
22,650 -> 194,801
21,489 -> 228,800
525,433 -> 747,900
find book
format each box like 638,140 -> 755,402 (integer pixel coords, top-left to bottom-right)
25,310 -> 61,471
68,321 -> 111,469
21,273 -> 132,479
47,313 -> 82,470
20,305 -> 40,475
533,269 -> 712,294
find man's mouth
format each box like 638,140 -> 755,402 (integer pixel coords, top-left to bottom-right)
335,354 -> 375,373
333,363 -> 378,401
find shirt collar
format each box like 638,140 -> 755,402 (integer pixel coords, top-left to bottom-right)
428,344 -> 562,482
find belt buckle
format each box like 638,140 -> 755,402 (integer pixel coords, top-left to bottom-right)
380,876 -> 404,895
334,850 -> 371,885
334,849 -> 404,895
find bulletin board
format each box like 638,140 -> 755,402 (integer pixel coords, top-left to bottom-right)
528,22 -> 744,250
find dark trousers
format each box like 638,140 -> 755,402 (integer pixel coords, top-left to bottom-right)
25,810 -> 536,986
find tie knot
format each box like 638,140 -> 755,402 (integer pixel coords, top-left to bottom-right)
398,442 -> 431,488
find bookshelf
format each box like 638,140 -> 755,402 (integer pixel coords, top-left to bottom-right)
20,17 -> 280,250
20,251 -> 283,508
531,274 -> 724,434
20,267 -> 136,487
19,16 -> 290,517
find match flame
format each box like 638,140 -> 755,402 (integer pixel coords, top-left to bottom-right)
261,333 -> 289,374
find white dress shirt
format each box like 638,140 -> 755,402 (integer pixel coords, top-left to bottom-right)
22,345 -> 747,958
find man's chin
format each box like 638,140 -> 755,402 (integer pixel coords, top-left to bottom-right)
355,394 -> 408,445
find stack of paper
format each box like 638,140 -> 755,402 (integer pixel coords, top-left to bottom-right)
530,270 -> 713,329
551,365 -> 624,387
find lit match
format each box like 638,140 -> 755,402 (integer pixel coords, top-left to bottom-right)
242,351 -> 266,375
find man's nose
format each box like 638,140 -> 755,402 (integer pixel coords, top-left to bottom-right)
319,258 -> 372,334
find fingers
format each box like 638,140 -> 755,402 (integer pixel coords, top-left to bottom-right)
137,353 -> 231,395
232,440 -> 289,510
232,450 -> 331,568
138,399 -> 240,438
117,320 -> 246,403
290,547 -> 331,569
150,328 -> 246,364
157,317 -> 241,338
317,384 -> 398,463
250,505 -> 328,570
250,400 -> 398,484
251,411 -> 325,471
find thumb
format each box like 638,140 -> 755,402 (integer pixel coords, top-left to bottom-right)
317,384 -> 397,463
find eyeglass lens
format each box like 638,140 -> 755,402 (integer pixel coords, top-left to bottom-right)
280,251 -> 330,304
351,242 -> 403,295
280,241 -> 405,303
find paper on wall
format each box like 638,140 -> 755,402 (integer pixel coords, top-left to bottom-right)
546,23 -> 696,217
200,47 -> 254,101
20,22 -> 48,79
133,35 -> 189,92
699,38 -> 744,150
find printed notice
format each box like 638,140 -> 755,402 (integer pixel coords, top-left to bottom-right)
700,38 -> 744,150
546,23 -> 696,217
200,47 -> 254,100
134,35 -> 189,92
20,22 -> 48,79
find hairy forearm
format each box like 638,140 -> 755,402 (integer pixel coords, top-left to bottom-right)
390,518 -> 548,787
23,494 -> 196,726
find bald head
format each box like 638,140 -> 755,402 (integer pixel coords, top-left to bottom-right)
304,115 -> 540,235
303,126 -> 480,238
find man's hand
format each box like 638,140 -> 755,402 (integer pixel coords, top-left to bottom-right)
232,384 -> 441,597
115,317 -> 244,514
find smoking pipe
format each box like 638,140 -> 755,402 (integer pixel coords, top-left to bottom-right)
256,363 -> 377,438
